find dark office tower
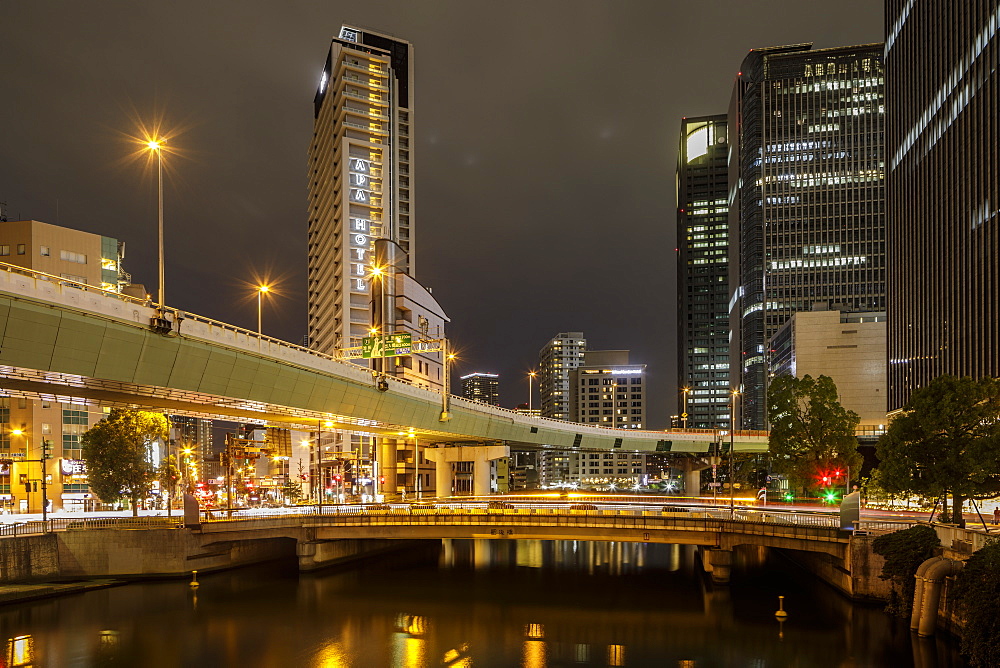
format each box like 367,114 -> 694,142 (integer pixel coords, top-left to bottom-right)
729,43 -> 886,428
308,26 -> 414,356
886,2 -> 1000,410
461,372 -> 500,406
677,115 -> 731,429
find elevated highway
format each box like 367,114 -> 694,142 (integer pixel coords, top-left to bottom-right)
0,263 -> 768,453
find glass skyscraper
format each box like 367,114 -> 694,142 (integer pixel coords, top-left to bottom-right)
886,2 -> 1000,410
728,43 -> 886,428
676,115 -> 731,429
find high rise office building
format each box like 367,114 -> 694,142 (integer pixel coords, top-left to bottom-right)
538,332 -> 586,420
460,372 -> 500,406
728,43 -> 885,428
886,2 -> 1000,410
308,26 -> 414,356
677,115 -> 731,429
569,351 -> 646,429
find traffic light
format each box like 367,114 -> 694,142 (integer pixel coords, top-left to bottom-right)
333,474 -> 342,483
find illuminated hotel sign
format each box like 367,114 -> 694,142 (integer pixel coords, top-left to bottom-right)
348,154 -> 380,293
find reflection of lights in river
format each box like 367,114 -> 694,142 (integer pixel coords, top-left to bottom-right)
315,640 -> 351,667
7,635 -> 34,667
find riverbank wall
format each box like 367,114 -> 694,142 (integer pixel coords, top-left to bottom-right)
783,526 -> 982,639
0,528 -> 422,584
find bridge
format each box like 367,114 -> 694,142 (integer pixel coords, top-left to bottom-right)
0,500 -> 889,587
0,263 -> 769,459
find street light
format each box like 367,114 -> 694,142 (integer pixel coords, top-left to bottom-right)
681,387 -> 690,429
256,285 -> 270,348
528,371 -> 537,412
145,138 -> 166,307
729,389 -> 741,518
11,429 -> 50,521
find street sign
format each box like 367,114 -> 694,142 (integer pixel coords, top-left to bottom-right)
362,333 -> 412,359
681,412 -> 688,418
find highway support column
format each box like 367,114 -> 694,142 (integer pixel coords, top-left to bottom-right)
425,444 -> 510,498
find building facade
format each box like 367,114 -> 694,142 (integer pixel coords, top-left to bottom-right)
307,25 -> 414,357
676,115 -> 731,429
538,332 -> 586,420
0,220 -> 135,512
769,308 -> 887,432
728,43 -> 886,428
461,372 -> 500,406
569,351 -> 646,429
886,2 -> 1000,410
0,220 -> 127,291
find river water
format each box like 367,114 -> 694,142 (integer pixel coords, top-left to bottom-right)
0,540 -> 965,667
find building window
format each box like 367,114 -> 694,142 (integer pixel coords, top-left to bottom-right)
59,250 -> 87,264
0,246 -> 8,256
40,246 -> 50,256
16,244 -> 25,255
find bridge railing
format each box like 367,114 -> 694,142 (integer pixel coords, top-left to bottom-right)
0,261 -> 755,443
0,516 -> 183,537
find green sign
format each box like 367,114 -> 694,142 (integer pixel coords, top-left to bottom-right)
362,333 -> 412,359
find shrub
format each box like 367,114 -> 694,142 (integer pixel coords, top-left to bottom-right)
871,524 -> 940,616
953,539 -> 1000,667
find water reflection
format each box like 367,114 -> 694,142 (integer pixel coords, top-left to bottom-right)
0,540 -> 966,667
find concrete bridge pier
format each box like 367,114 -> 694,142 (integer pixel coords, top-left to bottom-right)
426,444 -> 510,496
378,438 -> 398,500
701,547 -> 733,585
679,457 -> 712,495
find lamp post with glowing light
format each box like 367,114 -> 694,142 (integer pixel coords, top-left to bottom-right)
11,429 -> 50,520
256,285 -> 270,348
681,387 -> 690,429
528,371 -> 537,412
729,389 -> 740,518
146,139 -> 166,307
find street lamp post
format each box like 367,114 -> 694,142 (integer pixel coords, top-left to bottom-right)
528,371 -> 537,412
729,389 -> 740,519
256,285 -> 270,339
146,140 -> 166,307
11,429 -> 50,521
681,387 -> 690,429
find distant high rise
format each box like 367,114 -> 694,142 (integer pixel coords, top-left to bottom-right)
677,115 -> 731,429
538,332 -> 586,420
886,2 -> 1000,410
171,416 -> 213,481
728,43 -> 886,428
308,26 -> 414,356
461,372 -> 500,406
570,351 -> 646,429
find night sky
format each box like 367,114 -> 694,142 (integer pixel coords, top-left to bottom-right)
0,1 -> 883,427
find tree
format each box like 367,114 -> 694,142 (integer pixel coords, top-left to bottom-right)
157,455 -> 181,516
876,375 -> 1000,527
766,374 -> 862,496
281,478 -> 302,504
81,408 -> 169,516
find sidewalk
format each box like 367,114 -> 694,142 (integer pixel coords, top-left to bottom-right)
0,580 -> 123,605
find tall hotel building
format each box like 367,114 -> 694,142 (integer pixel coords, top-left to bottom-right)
538,333 -> 586,420
308,26 -> 414,355
677,115 -> 731,429
728,43 -> 886,428
886,2 -> 1000,410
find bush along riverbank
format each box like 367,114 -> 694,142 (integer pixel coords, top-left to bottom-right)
872,525 -> 1000,667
